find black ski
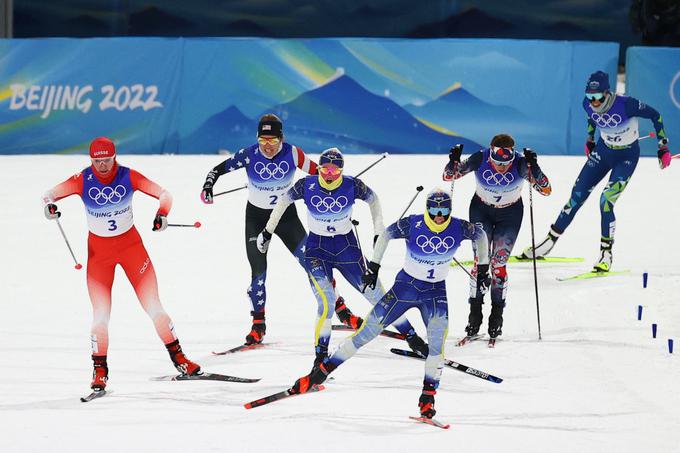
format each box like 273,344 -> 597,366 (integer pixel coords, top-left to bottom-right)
80,389 -> 107,402
390,348 -> 503,384
212,343 -> 270,356
244,384 -> 325,409
456,334 -> 483,347
332,324 -> 406,340
151,372 -> 260,383
409,415 -> 450,429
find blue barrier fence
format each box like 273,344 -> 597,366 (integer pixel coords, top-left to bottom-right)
0,38 -> 618,155
626,46 -> 680,156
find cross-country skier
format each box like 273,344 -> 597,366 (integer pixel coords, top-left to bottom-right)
200,114 -> 360,346
442,135 -> 551,341
287,188 -> 489,419
520,71 -> 671,271
43,137 -> 200,393
257,148 -> 429,365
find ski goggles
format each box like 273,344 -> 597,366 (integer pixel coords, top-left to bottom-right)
318,164 -> 342,178
585,92 -> 605,101
257,137 -> 281,146
427,206 -> 451,217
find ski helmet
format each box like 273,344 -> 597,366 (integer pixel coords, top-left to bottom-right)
426,188 -> 452,220
319,148 -> 344,169
489,146 -> 515,167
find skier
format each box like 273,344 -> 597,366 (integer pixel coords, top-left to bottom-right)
200,114 -> 360,346
287,189 -> 489,419
42,137 -> 200,394
520,71 -> 671,271
442,135 -> 551,341
257,148 -> 429,365
443,134 -> 552,345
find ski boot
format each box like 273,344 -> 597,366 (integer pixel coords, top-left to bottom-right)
291,359 -> 335,395
418,385 -> 437,419
406,332 -> 429,358
520,225 -> 561,259
335,297 -> 363,329
245,311 -> 266,345
166,340 -> 201,376
592,238 -> 613,273
465,298 -> 483,337
488,304 -> 504,339
90,355 -> 108,390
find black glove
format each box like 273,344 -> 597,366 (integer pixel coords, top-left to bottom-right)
523,148 -> 537,167
449,144 -> 463,165
201,170 -> 218,204
658,138 -> 671,170
476,264 -> 491,295
585,137 -> 596,157
257,229 -> 273,254
361,261 -> 381,293
44,203 -> 61,220
152,214 -> 168,232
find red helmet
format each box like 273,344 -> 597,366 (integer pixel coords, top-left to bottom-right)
89,137 -> 116,158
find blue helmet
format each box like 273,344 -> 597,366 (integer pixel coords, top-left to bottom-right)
426,188 -> 452,219
319,147 -> 344,168
586,71 -> 610,93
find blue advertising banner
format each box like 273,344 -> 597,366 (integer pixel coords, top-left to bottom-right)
0,37 -> 618,155
626,47 -> 680,156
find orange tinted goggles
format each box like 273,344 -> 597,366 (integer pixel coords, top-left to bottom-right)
257,137 -> 281,146
319,165 -> 342,177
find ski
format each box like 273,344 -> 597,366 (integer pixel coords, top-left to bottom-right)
80,389 -> 107,402
390,348 -> 503,384
556,269 -> 631,282
488,338 -> 497,348
151,372 -> 260,383
332,324 -> 406,340
212,343 -> 270,356
409,416 -> 450,429
456,334 -> 483,347
244,384 -> 325,409
455,256 -> 584,267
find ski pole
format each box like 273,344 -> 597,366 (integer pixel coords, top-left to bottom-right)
638,132 -> 655,141
524,148 -> 542,340
355,152 -> 389,178
168,221 -> 202,228
398,186 -> 424,219
351,219 -> 369,271
213,183 -> 247,198
55,217 -> 82,270
447,145 -> 474,280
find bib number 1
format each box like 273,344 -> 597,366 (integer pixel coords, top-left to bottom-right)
427,269 -> 435,279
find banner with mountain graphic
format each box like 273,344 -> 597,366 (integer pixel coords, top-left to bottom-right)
0,37 -> 618,155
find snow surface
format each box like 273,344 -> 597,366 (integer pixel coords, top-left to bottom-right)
1,154 -> 679,452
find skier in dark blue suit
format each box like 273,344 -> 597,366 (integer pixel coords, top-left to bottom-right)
257,148 -> 429,365
287,189 -> 489,420
521,71 -> 671,272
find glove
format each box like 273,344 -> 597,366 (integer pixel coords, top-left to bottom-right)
201,170 -> 218,204
523,148 -> 537,167
152,214 -> 168,232
658,139 -> 671,170
361,261 -> 381,293
449,144 -> 463,165
257,229 -> 273,254
585,137 -> 596,157
476,264 -> 491,295
44,203 -> 60,220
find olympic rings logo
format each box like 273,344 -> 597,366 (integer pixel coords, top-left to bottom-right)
88,185 -> 127,205
254,161 -> 290,180
482,169 -> 514,186
310,195 -> 349,213
415,235 -> 456,255
591,113 -> 622,128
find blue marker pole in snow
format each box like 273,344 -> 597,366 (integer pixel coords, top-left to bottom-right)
637,305 -> 643,321
669,339 -> 674,354
643,272 -> 648,288
652,323 -> 657,338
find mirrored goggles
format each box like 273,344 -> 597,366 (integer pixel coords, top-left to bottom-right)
257,136 -> 281,146
427,207 -> 451,217
585,92 -> 605,101
319,164 -> 342,177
